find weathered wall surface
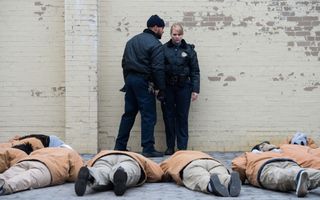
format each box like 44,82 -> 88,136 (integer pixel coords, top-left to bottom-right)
0,0 -> 319,153
64,0 -> 98,153
0,0 -> 66,141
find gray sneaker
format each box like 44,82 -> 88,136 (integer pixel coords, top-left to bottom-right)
209,174 -> 229,197
296,171 -> 309,197
229,171 -> 241,197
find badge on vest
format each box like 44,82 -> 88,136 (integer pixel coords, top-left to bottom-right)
181,52 -> 188,57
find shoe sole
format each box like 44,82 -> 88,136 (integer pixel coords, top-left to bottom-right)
75,167 -> 89,196
296,171 -> 308,197
229,172 -> 241,197
210,174 -> 229,197
113,168 -> 128,196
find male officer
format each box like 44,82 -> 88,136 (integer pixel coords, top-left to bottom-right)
114,15 -> 166,157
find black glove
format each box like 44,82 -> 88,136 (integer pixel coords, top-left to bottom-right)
119,85 -> 126,92
157,90 -> 166,102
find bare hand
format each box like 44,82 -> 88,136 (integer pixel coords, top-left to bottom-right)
191,92 -> 198,101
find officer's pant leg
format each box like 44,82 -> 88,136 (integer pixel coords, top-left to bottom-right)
132,77 -> 156,152
0,161 -> 51,194
115,76 -> 139,150
260,161 -> 301,192
161,85 -> 176,149
176,83 -> 192,150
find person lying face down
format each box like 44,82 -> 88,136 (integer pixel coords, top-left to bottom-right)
74,150 -> 163,197
160,150 -> 241,197
0,146 -> 83,195
0,143 -> 33,173
232,142 -> 320,198
251,140 -> 320,170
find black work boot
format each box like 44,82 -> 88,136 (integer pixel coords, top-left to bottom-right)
142,150 -> 163,157
75,166 -> 92,196
164,148 -> 174,155
209,174 -> 229,197
113,167 -> 128,196
228,171 -> 241,197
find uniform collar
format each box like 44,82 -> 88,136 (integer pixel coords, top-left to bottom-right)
143,29 -> 159,38
167,39 -> 187,49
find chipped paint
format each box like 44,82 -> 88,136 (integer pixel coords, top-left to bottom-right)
34,11 -> 44,16
224,76 -> 236,81
266,1 -> 320,61
31,87 -> 65,98
217,73 -> 224,76
304,86 -> 318,91
176,1 -> 318,61
31,89 -> 42,97
116,17 -> 130,35
208,76 -> 221,81
34,1 -> 43,6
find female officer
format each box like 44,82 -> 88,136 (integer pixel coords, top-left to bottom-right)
161,23 -> 200,155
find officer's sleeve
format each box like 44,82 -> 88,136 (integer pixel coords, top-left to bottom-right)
121,49 -> 128,80
150,44 -> 165,90
189,46 -> 200,93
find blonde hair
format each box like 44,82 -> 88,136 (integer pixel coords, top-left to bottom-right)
170,23 -> 184,35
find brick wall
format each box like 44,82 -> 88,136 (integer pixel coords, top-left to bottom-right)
0,0 -> 65,141
64,0 -> 98,153
0,0 -> 319,153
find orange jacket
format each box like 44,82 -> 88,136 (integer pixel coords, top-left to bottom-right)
86,150 -> 163,185
18,147 -> 84,185
232,151 -> 295,187
160,151 -> 222,185
280,144 -> 320,169
0,148 -> 28,173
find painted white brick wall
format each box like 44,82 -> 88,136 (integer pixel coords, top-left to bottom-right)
65,0 -> 98,153
0,0 -> 319,153
0,0 -> 65,141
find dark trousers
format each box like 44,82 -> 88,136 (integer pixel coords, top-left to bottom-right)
114,74 -> 157,153
161,81 -> 192,150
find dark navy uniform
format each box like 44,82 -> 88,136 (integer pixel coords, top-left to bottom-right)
161,39 -> 200,151
115,29 -> 165,154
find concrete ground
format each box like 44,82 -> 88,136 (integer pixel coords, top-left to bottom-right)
1,152 -> 320,200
